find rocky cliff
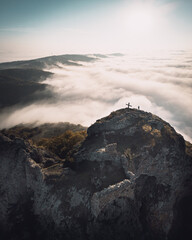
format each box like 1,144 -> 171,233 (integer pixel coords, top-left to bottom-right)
0,108 -> 192,240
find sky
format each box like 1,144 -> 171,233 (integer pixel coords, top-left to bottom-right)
0,0 -> 192,61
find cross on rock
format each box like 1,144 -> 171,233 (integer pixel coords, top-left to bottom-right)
126,102 -> 132,109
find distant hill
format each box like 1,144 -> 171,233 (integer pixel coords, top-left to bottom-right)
0,68 -> 52,82
0,54 -> 99,109
0,74 -> 53,108
0,54 -> 97,70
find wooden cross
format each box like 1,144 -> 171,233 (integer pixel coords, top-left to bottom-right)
126,102 -> 132,108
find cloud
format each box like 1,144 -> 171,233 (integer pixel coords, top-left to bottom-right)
0,51 -> 192,142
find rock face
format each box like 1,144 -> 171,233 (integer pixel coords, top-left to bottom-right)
0,108 -> 192,240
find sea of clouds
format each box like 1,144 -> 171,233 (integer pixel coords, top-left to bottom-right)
0,50 -> 192,142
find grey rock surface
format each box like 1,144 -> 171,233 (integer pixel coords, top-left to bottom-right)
0,108 -> 192,240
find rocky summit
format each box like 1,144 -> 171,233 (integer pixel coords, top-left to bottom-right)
0,108 -> 192,240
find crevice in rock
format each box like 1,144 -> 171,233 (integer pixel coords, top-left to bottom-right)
168,192 -> 192,240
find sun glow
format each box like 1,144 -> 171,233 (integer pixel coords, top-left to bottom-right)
127,8 -> 155,35
116,1 -> 170,51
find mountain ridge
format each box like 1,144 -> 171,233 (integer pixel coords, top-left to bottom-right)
0,54 -> 101,109
0,108 -> 191,240
0,54 -> 98,70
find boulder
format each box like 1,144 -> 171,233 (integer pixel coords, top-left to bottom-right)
0,108 -> 191,240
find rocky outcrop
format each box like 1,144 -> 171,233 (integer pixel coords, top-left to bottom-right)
0,108 -> 192,240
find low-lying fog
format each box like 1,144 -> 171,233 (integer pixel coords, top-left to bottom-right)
0,50 -> 192,142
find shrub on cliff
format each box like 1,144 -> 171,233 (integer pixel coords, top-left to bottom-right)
36,130 -> 87,159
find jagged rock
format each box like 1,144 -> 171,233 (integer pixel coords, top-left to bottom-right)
0,108 -> 192,240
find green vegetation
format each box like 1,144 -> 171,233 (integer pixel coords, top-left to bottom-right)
36,130 -> 87,159
2,122 -> 86,140
0,75 -> 52,108
124,148 -> 132,160
185,141 -> 192,157
2,123 -> 87,165
2,125 -> 41,140
142,124 -> 152,132
124,147 -> 135,171
0,68 -> 52,82
0,68 -> 54,108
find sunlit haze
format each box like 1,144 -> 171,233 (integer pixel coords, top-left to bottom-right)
0,0 -> 192,61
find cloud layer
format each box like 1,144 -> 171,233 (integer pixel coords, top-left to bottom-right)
0,50 -> 192,142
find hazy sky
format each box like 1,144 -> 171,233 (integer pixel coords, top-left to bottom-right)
0,0 -> 192,61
